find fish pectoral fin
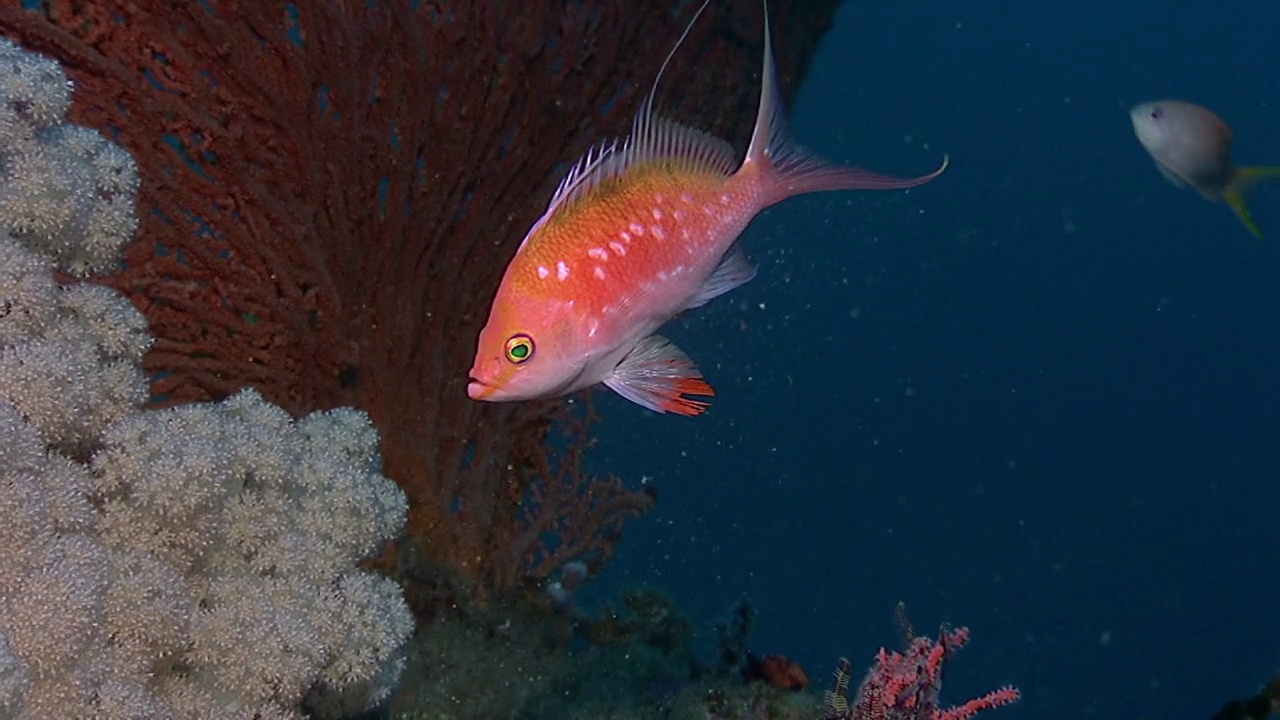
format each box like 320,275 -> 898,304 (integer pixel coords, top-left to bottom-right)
604,335 -> 714,416
685,247 -> 758,310
1222,186 -> 1263,238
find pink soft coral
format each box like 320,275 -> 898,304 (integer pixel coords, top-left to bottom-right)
822,624 -> 1020,720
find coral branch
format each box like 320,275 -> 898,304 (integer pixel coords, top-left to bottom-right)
495,395 -> 657,588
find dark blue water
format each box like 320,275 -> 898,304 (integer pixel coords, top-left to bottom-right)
586,2 -> 1280,718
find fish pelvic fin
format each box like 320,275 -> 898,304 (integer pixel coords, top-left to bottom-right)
604,335 -> 715,416
741,0 -> 948,209
1224,166 -> 1280,238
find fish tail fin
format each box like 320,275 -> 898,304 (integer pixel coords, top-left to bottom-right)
1224,166 -> 1280,238
741,1 -> 948,208
1233,165 -> 1280,186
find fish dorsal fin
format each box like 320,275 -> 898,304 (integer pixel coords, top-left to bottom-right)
545,138 -> 622,215
540,0 -> 735,219
544,116 -> 739,218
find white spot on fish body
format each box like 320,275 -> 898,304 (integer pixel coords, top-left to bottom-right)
680,192 -> 694,203
609,241 -> 627,256
674,209 -> 686,221
556,260 -> 570,281
537,265 -> 550,279
654,193 -> 666,203
587,318 -> 600,337
588,247 -> 609,261
593,266 -> 606,280
652,226 -> 666,240
621,231 -> 632,243
720,193 -> 732,204
629,222 -> 645,235
652,207 -> 664,220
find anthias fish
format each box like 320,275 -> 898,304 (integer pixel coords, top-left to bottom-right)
468,1 -> 948,416
1130,99 -> 1280,238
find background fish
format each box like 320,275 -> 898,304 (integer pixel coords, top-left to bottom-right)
1130,99 -> 1280,237
467,1 -> 948,415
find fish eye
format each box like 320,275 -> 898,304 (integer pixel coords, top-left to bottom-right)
504,333 -> 535,364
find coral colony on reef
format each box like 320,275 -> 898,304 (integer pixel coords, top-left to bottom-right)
0,38 -> 412,717
0,4 -> 1022,719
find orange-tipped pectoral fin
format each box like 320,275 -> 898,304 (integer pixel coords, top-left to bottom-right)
604,335 -> 715,416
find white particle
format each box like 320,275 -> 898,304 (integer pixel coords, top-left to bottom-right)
588,247 -> 609,261
651,226 -> 665,240
652,207 -> 664,220
609,241 -> 627,255
556,260 -> 570,281
593,266 -> 606,280
629,222 -> 646,235
621,231 -> 633,243
537,265 -> 550,279
680,192 -> 694,203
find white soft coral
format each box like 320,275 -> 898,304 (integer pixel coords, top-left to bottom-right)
0,234 -> 151,457
0,38 -> 413,719
0,36 -> 139,277
92,388 -> 412,715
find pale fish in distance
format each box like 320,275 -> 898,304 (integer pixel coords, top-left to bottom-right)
467,0 -> 949,416
1130,99 -> 1280,238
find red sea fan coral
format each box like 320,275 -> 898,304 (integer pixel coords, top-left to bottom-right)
0,0 -> 844,592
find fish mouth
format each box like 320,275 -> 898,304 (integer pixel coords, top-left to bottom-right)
467,377 -> 496,401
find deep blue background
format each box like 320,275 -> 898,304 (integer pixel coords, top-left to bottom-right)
585,1 -> 1280,718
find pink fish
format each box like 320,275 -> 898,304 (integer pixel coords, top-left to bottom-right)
468,0 -> 948,415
